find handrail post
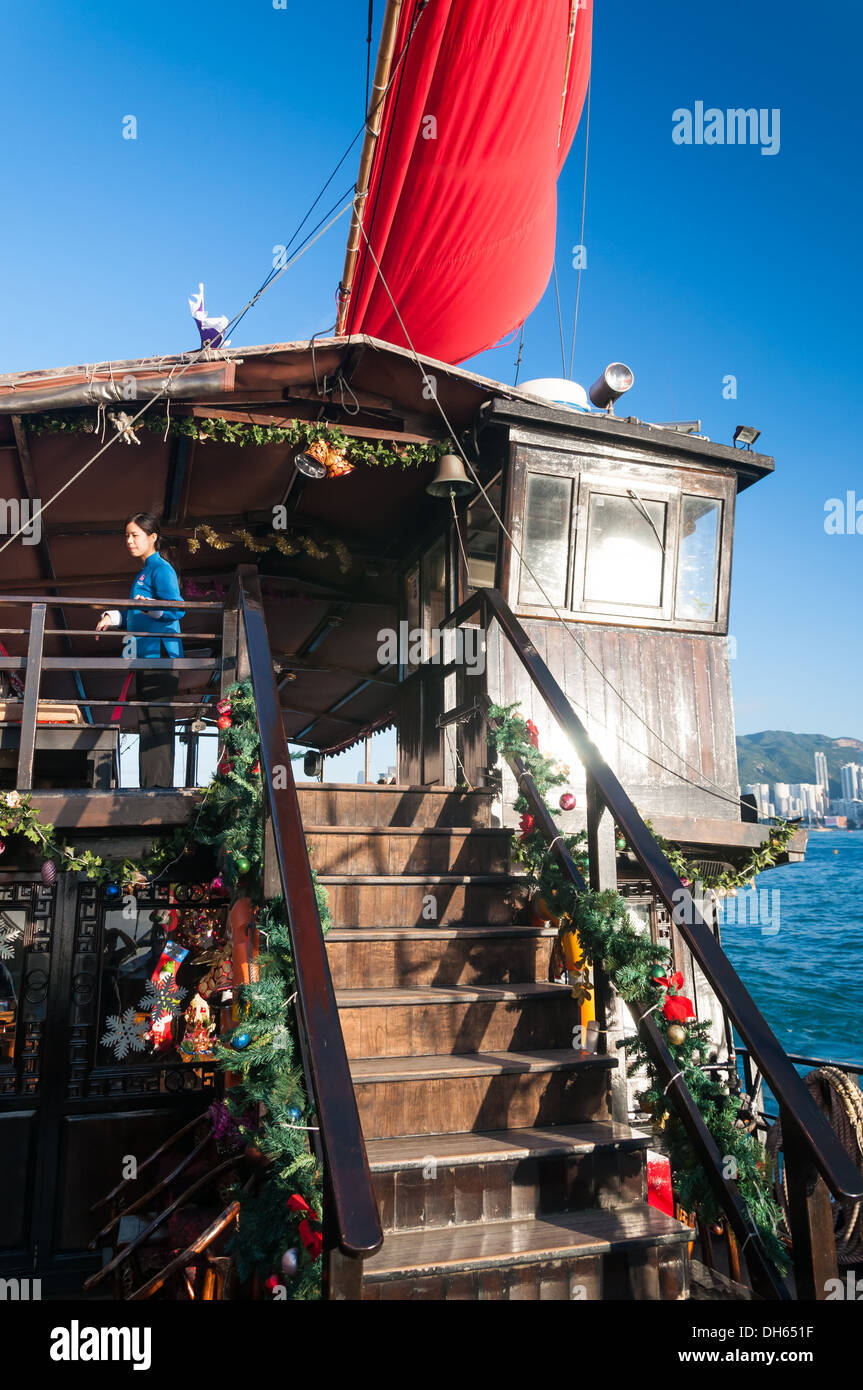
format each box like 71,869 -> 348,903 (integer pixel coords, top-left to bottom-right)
781,1107 -> 838,1299
17,602 -> 46,789
586,772 -> 627,1121
220,580 -> 240,697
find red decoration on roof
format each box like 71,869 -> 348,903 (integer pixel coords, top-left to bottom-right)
344,0 -> 592,364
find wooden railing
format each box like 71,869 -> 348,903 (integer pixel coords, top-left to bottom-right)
232,568 -> 382,1291
439,586 -> 863,1301
0,577 -> 382,1293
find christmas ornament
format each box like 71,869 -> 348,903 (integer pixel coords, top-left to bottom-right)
199,943 -> 233,997
525,719 -> 540,750
0,841 -> 5,855
100,1009 -> 149,1060
217,714 -> 232,731
217,755 -> 234,776
216,698 -> 232,715
663,993 -> 695,1024
287,1106 -> 302,1123
264,1275 -> 280,1294
558,792 -> 576,811
286,1194 -> 323,1258
233,853 -> 251,876
280,1247 -> 300,1278
105,882 -> 121,899
209,875 -> 226,895
518,813 -> 535,841
615,836 -> 627,851
251,761 -> 260,775
176,991 -> 215,1061
40,859 -> 57,887
667,1022 -> 687,1046
231,1031 -> 251,1050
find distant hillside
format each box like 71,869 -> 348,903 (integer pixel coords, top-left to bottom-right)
736,731 -> 863,798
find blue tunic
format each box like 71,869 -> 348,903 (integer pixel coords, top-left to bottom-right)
120,553 -> 185,659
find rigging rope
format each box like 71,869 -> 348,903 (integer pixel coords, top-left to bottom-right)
352,213 -> 748,813
766,1067 -> 863,1267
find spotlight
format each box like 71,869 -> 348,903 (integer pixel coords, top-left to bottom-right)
588,362 -> 635,413
294,447 -> 328,479
733,425 -> 761,450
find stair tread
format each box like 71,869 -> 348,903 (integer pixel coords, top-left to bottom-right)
365,1122 -> 651,1170
327,926 -> 556,940
363,1204 -> 689,1279
350,1049 -> 615,1082
318,873 -> 523,884
338,982 -> 570,1007
306,825 -> 508,836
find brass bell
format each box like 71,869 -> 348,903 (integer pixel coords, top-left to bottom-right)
426,453 -> 474,498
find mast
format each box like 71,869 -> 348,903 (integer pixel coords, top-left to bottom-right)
336,0 -> 404,336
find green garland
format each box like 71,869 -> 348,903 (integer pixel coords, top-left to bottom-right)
0,680 -> 326,1298
487,702 -> 788,1274
28,409 -> 447,472
636,817 -> 798,895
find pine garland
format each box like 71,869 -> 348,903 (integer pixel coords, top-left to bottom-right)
28,409 -> 447,472
487,701 -> 789,1275
0,680 -> 327,1297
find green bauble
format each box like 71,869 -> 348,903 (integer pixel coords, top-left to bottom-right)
233,853 -> 251,876
615,836 -> 627,851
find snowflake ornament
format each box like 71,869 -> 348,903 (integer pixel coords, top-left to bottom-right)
101,1009 -> 148,1060
138,978 -> 187,1017
0,922 -> 22,960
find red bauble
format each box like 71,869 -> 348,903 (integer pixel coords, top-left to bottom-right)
251,761 -> 260,775
216,698 -> 232,715
264,1274 -> 280,1293
217,714 -> 232,731
558,792 -> 576,811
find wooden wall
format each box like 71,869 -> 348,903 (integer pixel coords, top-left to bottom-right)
487,619 -> 740,826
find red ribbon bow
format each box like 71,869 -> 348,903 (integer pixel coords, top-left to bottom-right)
518,812 -> 535,841
654,971 -> 695,1023
525,719 -> 540,749
286,1194 -> 323,1259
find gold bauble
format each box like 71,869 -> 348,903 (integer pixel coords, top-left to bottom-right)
667,1023 -> 687,1046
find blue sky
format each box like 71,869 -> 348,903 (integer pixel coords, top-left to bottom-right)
2,0 -> 861,753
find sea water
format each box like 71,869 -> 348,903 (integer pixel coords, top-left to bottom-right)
721,830 -> 863,1070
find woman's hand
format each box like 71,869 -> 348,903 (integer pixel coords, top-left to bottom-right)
95,615 -> 113,633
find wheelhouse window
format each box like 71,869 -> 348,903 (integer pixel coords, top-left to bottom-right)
583,492 -> 667,609
518,472 -> 573,608
512,454 -> 729,631
676,495 -> 721,620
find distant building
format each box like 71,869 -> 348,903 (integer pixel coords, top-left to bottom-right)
815,750 -> 829,796
745,783 -> 774,821
840,762 -> 863,803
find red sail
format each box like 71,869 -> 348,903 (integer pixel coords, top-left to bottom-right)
344,0 -> 592,365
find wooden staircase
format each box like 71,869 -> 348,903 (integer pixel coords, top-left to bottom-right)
300,782 -> 691,1301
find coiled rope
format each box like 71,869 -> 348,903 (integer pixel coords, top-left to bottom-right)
766,1066 -> 863,1266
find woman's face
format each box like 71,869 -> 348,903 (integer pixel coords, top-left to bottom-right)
125,521 -> 157,560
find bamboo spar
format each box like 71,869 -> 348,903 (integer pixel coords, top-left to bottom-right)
336,0 -> 405,334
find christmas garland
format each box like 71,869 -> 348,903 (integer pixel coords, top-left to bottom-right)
487,702 -> 789,1274
637,817 -> 798,896
185,523 -> 351,574
28,409 -> 447,472
0,681 -> 326,1297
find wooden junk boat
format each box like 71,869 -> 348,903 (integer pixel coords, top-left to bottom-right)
0,1 -> 861,1303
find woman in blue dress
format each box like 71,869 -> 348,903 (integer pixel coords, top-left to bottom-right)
96,513 -> 185,787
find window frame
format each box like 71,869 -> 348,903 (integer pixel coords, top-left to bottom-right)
509,444 -> 735,634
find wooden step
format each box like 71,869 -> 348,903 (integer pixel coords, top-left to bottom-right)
361,1205 -> 690,1300
297,784 -> 495,828
320,875 -> 526,928
306,826 -> 510,876
338,982 -> 576,1057
350,1049 -> 614,1139
366,1123 -> 650,1232
326,926 -> 557,990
